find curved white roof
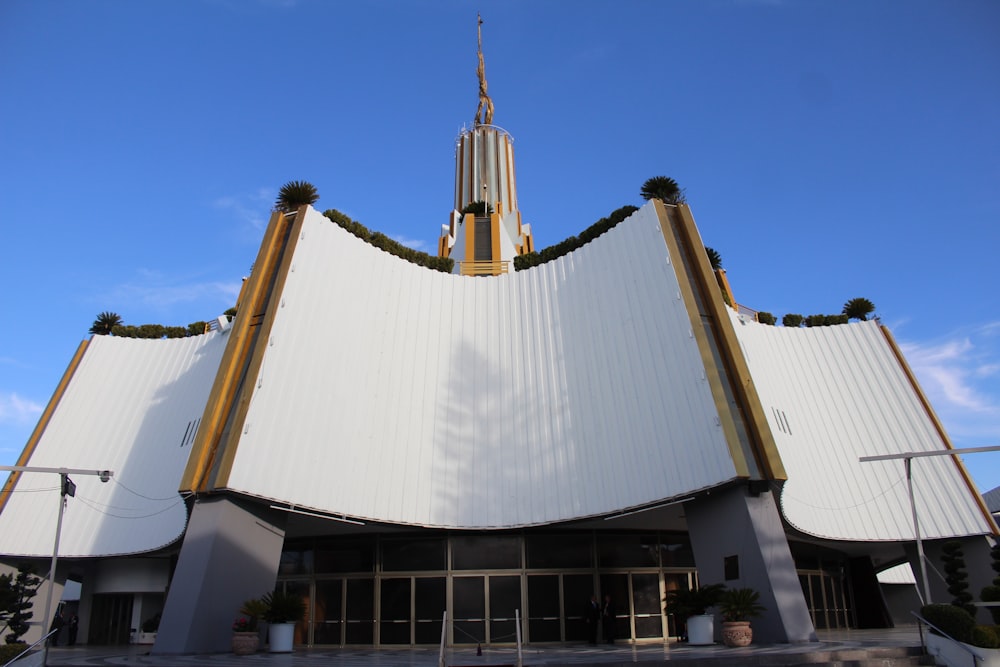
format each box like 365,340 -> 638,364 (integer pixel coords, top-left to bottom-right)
730,311 -> 992,541
0,331 -> 227,557
225,204 -> 739,528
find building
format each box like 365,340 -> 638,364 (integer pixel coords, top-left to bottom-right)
0,22 -> 995,654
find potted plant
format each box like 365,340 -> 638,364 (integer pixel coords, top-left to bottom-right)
665,583 -> 725,645
262,590 -> 305,653
240,596 -> 269,649
138,613 -> 160,645
718,587 -> 766,647
231,616 -> 258,655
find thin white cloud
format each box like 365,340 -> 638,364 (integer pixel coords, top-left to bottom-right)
899,324 -> 1000,443
391,235 -> 428,252
0,393 -> 43,426
213,187 -> 273,232
107,279 -> 243,313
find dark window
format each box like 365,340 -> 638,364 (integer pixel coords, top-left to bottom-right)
383,538 -> 447,572
526,534 -> 592,569
452,535 -> 521,570
315,538 -> 374,574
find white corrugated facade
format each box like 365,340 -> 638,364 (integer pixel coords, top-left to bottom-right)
224,204 -> 738,528
730,310 -> 992,541
0,331 -> 227,557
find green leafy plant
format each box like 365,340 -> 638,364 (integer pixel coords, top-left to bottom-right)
239,597 -> 269,632
664,583 -> 725,621
942,541 -> 976,617
718,587 -> 766,622
981,542 -> 1000,624
324,209 -> 454,273
515,206 -> 639,270
757,312 -> 776,325
921,603 -> 975,643
261,590 -> 306,624
640,175 -> 686,204
274,180 -> 319,213
141,612 -> 160,633
89,311 -> 123,335
0,565 -> 40,644
705,246 -> 722,270
842,297 -> 876,321
461,200 -> 493,216
782,313 -> 803,328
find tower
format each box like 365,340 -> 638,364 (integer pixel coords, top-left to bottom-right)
438,15 -> 534,275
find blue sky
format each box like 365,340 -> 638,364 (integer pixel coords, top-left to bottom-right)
2,1 -> 998,491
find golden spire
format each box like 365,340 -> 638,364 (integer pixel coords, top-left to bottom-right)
474,13 -> 494,126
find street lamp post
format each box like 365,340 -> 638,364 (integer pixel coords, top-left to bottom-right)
859,445 -> 1000,605
0,466 -> 112,666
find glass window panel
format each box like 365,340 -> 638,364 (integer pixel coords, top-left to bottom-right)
490,619 -> 517,643
452,535 -> 521,570
631,573 -> 661,615
562,574 -> 595,642
281,580 -> 311,645
453,577 -> 485,620
597,533 -> 660,568
315,538 -> 374,574
489,575 -> 521,621
600,574 -> 629,641
635,615 -> 662,639
454,621 -> 485,644
345,579 -> 374,644
525,534 -> 592,569
382,538 -> 447,572
279,543 -> 314,575
313,579 -> 342,645
659,534 -> 696,568
527,576 -> 560,618
380,621 -> 410,645
415,619 -> 443,645
415,577 -> 446,621
380,578 -> 411,622
528,618 -> 560,642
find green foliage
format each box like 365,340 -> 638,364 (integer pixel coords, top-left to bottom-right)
515,206 -> 639,270
239,597 -> 269,632
186,322 -> 208,336
141,612 -> 161,633
0,643 -> 31,664
972,625 -> 1000,648
719,587 -> 766,622
89,311 -> 123,335
274,180 -> 319,213
323,209 -> 454,273
664,583 -> 725,620
842,297 -> 876,321
921,603 -> 975,643
757,312 -> 776,325
460,200 -> 493,215
782,313 -> 804,328
705,246 -> 722,270
804,314 -> 850,327
224,307 -> 238,318
942,541 -> 977,617
0,564 -> 40,644
640,176 -> 686,204
262,590 -> 306,624
983,544 -> 1000,624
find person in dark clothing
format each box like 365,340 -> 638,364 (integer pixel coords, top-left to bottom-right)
68,614 -> 79,645
602,594 -> 616,644
49,611 -> 65,646
586,595 -> 600,645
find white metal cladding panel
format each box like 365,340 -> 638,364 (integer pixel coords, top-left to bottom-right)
731,312 -> 991,541
226,205 -> 737,528
0,332 -> 227,557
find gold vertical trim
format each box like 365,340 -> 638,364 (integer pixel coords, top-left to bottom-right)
490,211 -> 501,266
210,206 -> 310,487
464,212 -> 476,262
881,326 -> 999,535
0,339 -> 89,514
180,209 -> 294,493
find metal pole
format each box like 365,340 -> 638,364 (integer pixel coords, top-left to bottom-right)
515,608 -> 523,667
906,458 -> 932,605
41,474 -> 68,667
438,610 -> 447,667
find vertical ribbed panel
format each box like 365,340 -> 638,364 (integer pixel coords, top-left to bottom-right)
454,126 -> 516,216
0,332 -> 228,557
731,311 -> 992,541
226,204 -> 737,528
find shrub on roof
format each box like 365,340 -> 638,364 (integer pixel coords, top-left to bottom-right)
514,205 -> 639,271
782,314 -> 803,328
323,209 -> 453,274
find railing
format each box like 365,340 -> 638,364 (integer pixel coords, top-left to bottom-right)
460,260 -> 509,276
912,610 -> 982,667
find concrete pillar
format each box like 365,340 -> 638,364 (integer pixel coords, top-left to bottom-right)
153,496 -> 286,654
685,483 -> 816,643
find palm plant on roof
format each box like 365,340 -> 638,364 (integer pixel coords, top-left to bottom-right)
842,297 -> 876,321
640,176 -> 686,204
89,311 -> 122,335
274,181 -> 319,213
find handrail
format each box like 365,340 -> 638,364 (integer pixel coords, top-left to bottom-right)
460,260 -> 509,276
912,610 -> 981,666
1,628 -> 57,667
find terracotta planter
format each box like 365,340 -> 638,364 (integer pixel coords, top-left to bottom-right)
231,631 -> 259,655
721,620 -> 753,647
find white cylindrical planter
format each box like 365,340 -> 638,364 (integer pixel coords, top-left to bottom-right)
268,622 -> 295,653
687,614 -> 714,645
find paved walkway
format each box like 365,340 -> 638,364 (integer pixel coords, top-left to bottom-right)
39,627 -> 927,667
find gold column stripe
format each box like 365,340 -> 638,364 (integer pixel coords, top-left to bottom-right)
672,203 -> 786,480
210,205 -> 310,488
880,326 -> 999,535
0,339 -> 89,514
180,209 -> 292,493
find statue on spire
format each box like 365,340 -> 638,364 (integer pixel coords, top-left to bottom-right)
474,13 -> 495,126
